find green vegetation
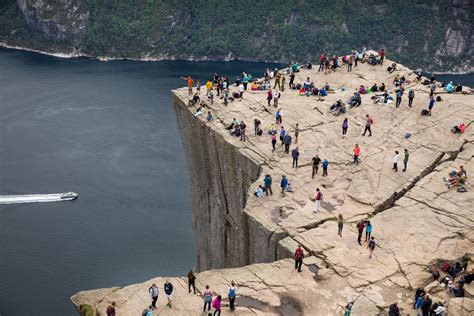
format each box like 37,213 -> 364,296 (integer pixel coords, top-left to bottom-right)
1,0 -> 472,71
79,304 -> 95,316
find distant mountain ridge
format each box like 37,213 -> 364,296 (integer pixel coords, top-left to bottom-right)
0,0 -> 472,72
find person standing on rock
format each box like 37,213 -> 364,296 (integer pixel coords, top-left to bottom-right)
361,114 -> 374,136
395,88 -> 403,108
428,96 -> 435,114
393,151 -> 400,172
264,174 -> 273,196
403,149 -> 409,172
322,158 -> 329,177
181,76 -> 194,95
271,132 -> 277,151
276,108 -> 283,124
279,126 -> 286,144
228,281 -> 238,311
274,90 -> 281,108
379,49 -> 385,64
314,188 -> 323,213
106,302 -> 116,316
294,123 -> 300,143
294,245 -> 304,272
356,219 -> 365,246
212,295 -> 222,315
149,283 -> 159,309
408,89 -> 415,108
368,236 -> 376,259
188,270 -> 196,294
421,294 -> 432,316
342,118 -> 348,136
291,147 -> 300,168
283,134 -> 292,154
312,155 -> 321,178
347,54 -> 353,72
240,121 -> 247,142
267,89 -> 273,106
353,144 -> 361,164
365,221 -> 373,242
239,82 -> 245,98
281,75 -> 286,92
202,285 -> 214,312
164,280 -> 173,307
273,71 -> 281,90
280,175 -> 288,196
337,214 -> 344,237
289,72 -> 295,89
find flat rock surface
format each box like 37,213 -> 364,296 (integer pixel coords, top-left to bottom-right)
73,57 -> 473,314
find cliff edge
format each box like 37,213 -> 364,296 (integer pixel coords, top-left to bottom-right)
72,57 -> 474,315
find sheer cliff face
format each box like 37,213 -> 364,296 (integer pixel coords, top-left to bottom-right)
173,95 -> 260,270
17,0 -> 89,40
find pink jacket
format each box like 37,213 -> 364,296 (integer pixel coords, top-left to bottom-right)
212,297 -> 221,310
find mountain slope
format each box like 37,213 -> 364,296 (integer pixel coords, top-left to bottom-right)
0,0 -> 472,72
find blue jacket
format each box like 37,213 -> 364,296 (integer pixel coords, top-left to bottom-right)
281,178 -> 288,188
322,159 -> 329,168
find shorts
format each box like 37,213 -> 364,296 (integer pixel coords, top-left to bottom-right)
166,294 -> 173,300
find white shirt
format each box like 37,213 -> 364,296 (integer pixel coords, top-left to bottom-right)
393,154 -> 400,163
239,84 -> 244,92
256,188 -> 264,198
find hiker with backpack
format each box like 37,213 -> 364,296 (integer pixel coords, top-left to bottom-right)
228,281 -> 238,311
202,285 -> 214,312
294,245 -> 304,272
312,155 -> 321,178
164,280 -> 173,307
280,175 -> 288,196
291,147 -> 299,168
212,295 -> 222,315
149,283 -> 159,309
314,188 -> 323,213
264,174 -> 273,196
368,236 -> 376,259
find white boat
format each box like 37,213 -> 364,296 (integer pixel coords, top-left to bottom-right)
0,192 -> 78,205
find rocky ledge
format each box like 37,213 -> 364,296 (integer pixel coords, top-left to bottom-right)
72,57 -> 473,315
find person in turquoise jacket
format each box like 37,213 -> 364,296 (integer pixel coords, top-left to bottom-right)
365,221 -> 373,241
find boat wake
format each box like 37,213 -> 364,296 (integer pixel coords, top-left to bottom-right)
0,192 -> 78,205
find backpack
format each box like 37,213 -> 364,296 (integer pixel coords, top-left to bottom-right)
204,290 -> 212,302
441,262 -> 452,272
229,287 -> 236,298
409,90 -> 414,98
421,109 -> 430,116
436,96 -> 442,101
368,240 -> 376,249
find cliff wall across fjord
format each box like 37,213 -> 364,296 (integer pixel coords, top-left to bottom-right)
173,94 -> 288,271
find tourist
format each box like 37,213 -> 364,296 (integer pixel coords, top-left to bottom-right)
181,76 -> 194,95
106,302 -> 116,316
365,221 -> 372,241
254,119 -> 261,135
430,82 -> 436,97
196,80 -> 201,94
337,214 -> 344,237
164,280 -> 173,307
274,71 -> 281,90
356,219 -> 365,246
428,96 -> 435,114
271,133 -> 277,151
294,245 -> 304,272
263,174 -> 273,196
202,285 -> 214,312
434,304 -> 446,315
276,108 -> 283,124
421,294 -> 432,316
314,188 -> 323,213
294,123 -> 300,143
319,54 -> 325,72
240,121 -> 246,142
393,151 -> 400,172
228,281 -> 237,311
312,155 -> 321,179
274,90 -> 281,107
361,114 -> 374,136
143,305 -> 153,316
205,79 -> 212,96
280,175 -> 288,195
403,149 -> 409,172
187,270 -> 196,294
353,144 -> 361,164
289,72 -> 295,89
239,82 -> 245,98
388,302 -> 400,316
342,118 -> 348,136
267,89 -> 273,106
395,89 -> 403,108
347,54 -> 353,72
368,236 -> 376,259
149,283 -> 159,309
281,75 -> 286,91
322,158 -> 329,177
283,134 -> 292,154
212,295 -> 222,315
280,126 -> 286,144
291,147 -> 299,168
223,88 -> 229,106
205,111 -> 213,123
379,49 -> 385,64
255,185 -> 264,197
415,291 -> 425,313
408,89 -> 415,108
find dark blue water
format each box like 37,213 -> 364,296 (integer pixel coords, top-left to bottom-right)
0,47 -> 283,316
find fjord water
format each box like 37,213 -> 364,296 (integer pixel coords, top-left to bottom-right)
0,48 -> 282,315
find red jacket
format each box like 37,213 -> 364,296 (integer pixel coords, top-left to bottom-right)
295,248 -> 304,260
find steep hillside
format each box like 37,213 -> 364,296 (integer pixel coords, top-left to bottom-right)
1,0 -> 472,72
